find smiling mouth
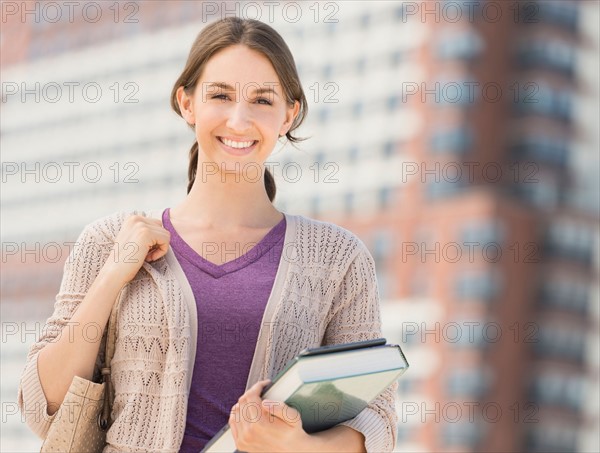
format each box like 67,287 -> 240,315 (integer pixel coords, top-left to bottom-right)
218,137 -> 258,150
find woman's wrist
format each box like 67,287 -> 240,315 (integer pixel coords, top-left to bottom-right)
95,262 -> 129,297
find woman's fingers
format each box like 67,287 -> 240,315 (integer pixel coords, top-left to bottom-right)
262,400 -> 302,426
103,214 -> 171,286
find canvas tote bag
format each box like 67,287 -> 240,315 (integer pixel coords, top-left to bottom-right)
40,292 -> 122,453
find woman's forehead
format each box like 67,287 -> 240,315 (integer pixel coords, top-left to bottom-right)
200,45 -> 282,91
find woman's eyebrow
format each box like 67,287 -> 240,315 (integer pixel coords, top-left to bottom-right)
254,87 -> 279,98
206,82 -> 279,98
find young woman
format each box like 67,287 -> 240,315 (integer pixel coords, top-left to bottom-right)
18,17 -> 398,452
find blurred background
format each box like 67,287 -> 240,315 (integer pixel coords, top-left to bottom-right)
1,1 -> 599,451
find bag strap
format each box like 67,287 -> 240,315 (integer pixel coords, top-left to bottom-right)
98,286 -> 124,431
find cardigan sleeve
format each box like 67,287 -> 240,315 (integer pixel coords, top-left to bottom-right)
16,217 -> 116,439
323,240 -> 398,453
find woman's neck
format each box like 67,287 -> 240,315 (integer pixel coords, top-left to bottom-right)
169,171 -> 283,230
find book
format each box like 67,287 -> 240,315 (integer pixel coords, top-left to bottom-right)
201,338 -> 409,453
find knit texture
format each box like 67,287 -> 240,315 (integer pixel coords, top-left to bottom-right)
17,209 -> 398,452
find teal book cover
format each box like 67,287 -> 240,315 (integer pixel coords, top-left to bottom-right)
286,369 -> 401,433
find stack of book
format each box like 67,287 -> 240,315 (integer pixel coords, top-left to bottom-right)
202,338 -> 409,453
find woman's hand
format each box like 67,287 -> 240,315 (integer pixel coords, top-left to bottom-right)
229,380 -> 313,452
101,214 -> 171,288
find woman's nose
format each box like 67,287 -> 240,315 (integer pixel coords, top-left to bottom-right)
226,100 -> 253,132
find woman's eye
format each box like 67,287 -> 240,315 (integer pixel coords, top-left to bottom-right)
256,97 -> 272,106
211,94 -> 229,101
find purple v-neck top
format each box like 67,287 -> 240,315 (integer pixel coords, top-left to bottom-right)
162,208 -> 287,451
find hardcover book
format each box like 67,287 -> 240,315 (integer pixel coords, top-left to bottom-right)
202,338 -> 409,453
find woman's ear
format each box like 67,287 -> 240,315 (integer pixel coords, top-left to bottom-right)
176,86 -> 196,126
280,100 -> 300,137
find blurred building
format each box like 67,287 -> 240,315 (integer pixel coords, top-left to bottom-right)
1,1 -> 598,452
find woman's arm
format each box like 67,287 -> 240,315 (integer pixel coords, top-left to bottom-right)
322,241 -> 399,453
37,263 -> 125,415
18,213 -> 170,437
38,214 -> 172,414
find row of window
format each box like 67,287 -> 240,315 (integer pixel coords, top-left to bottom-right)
513,178 -> 562,210
2,171 -> 181,210
305,47 -> 409,81
397,366 -> 492,399
529,372 -> 584,411
539,275 -> 590,314
525,422 -> 578,452
415,78 -> 575,119
312,93 -> 403,124
510,135 -> 569,167
517,39 -> 576,77
439,33 -> 577,77
290,185 -> 397,218
535,0 -> 579,32
514,84 -> 573,121
534,324 -> 587,363
544,221 -> 596,265
284,141 -> 399,169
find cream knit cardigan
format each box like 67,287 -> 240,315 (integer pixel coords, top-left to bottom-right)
18,209 -> 398,452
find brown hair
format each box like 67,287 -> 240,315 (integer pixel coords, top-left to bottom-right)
170,17 -> 308,201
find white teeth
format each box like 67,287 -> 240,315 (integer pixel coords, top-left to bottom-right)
221,137 -> 255,149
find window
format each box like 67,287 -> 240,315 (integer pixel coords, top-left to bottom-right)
389,49 -> 404,67
434,76 -> 479,107
426,178 -> 466,200
539,277 -> 588,314
386,94 -> 401,112
394,4 -> 406,21
514,84 -> 572,122
410,267 -> 430,297
318,108 -> 331,123
450,319 -> 489,349
371,229 -> 393,264
515,175 -> 560,210
314,151 -> 326,165
322,63 -> 333,80
430,126 -> 473,154
529,372 -> 584,411
360,12 -> 371,28
535,325 -> 586,363
511,136 -> 568,167
539,1 -> 578,31
437,30 -> 484,60
397,376 -> 418,394
455,271 -> 501,302
310,196 -> 321,217
344,192 -> 354,215
378,186 -> 394,210
352,101 -> 363,118
460,219 -> 505,245
545,221 -> 595,265
382,141 -> 395,159
348,146 -> 359,164
326,21 -> 337,36
517,40 -> 575,76
447,367 -> 491,397
526,423 -> 578,452
355,57 -> 366,74
395,424 -> 412,444
442,421 -> 483,447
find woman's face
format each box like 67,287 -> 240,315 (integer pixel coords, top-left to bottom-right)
178,44 -> 300,175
